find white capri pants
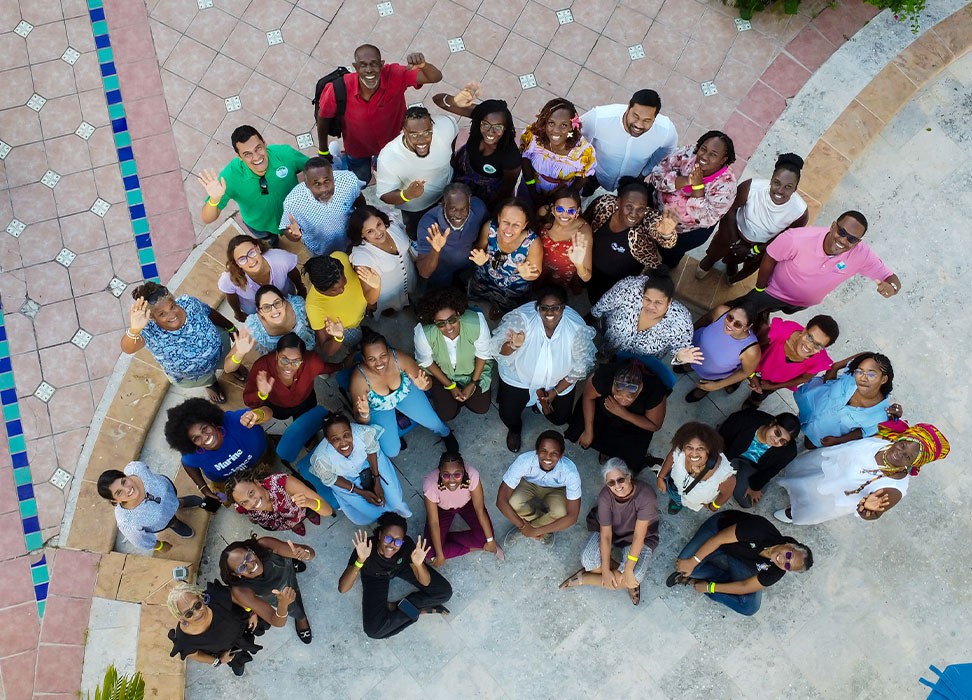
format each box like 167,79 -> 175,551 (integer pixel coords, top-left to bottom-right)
580,532 -> 652,583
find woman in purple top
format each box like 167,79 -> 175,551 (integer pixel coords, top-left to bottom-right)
684,300 -> 760,403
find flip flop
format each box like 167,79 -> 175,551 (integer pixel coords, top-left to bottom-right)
665,571 -> 690,588
558,568 -> 585,590
628,585 -> 641,606
206,382 -> 226,404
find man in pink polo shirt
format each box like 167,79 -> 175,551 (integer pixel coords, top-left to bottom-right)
742,210 -> 901,314
316,44 -> 442,186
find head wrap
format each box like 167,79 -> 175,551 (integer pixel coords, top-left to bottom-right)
878,420 -> 949,475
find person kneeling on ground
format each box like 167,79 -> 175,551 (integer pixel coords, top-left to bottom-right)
718,408 -> 800,508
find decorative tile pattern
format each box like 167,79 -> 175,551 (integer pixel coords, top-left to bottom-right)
6,219 -> 26,238
556,9 -> 574,25
19,299 -> 40,319
266,29 -> 283,46
377,2 -> 394,17
225,95 -> 242,111
56,248 -> 77,267
0,140 -> 10,159
41,171 -> 62,189
34,381 -> 56,402
90,198 -> 111,217
701,81 -> 719,97
50,468 -> 72,489
14,20 -> 34,38
70,329 -> 93,349
76,122 -> 95,140
295,132 -> 314,149
448,38 -> 466,53
197,0 -> 214,8
519,73 -> 538,89
735,18 -> 753,32
628,44 -> 645,60
27,94 -> 48,112
62,47 -> 82,65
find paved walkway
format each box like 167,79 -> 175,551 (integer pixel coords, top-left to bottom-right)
0,0 -> 967,697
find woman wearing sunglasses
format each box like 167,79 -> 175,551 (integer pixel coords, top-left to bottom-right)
536,188 -> 592,294
422,452 -> 501,567
718,408 -> 801,508
794,352 -> 897,449
559,458 -> 658,606
166,580 -> 274,677
219,536 -> 314,643
243,284 -> 316,354
565,359 -> 669,473
338,512 -> 452,639
218,235 -> 305,323
237,330 -> 340,420
413,287 -> 493,421
666,512 -> 813,616
682,299 -> 761,403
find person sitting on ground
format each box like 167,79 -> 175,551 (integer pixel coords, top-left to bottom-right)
683,300 -> 760,404
348,205 -> 416,315
647,130 -> 737,269
741,210 -> 902,314
227,471 -> 333,536
696,152 -> 808,284
559,458 -> 659,606
164,397 -> 269,502
198,125 -> 308,242
338,512 -> 453,639
218,235 -> 304,323
309,413 -> 412,525
535,187 -> 593,294
718,408 -> 800,508
303,253 -> 376,355
422,452 -> 502,566
490,285 -> 596,453
243,285 -> 316,354
220,536 -> 315,643
413,286 -> 493,422
279,155 -> 366,255
349,328 -> 459,458
666,511 -> 813,616
743,314 -> 838,409
121,282 -> 237,404
496,430 -> 582,546
415,183 -> 488,291
565,359 -> 669,472
655,421 -> 735,514
519,97 -> 596,207
167,580 -> 271,677
97,461 -> 208,554
433,84 -> 521,209
795,352 -> 896,449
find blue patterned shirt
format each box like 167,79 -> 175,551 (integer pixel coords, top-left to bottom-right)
141,295 -> 223,382
279,171 -> 365,255
244,295 -> 316,354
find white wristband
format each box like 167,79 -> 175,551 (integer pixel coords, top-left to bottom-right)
693,555 -> 702,564
485,537 -> 494,543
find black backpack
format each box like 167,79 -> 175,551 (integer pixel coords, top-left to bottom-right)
312,66 -> 350,138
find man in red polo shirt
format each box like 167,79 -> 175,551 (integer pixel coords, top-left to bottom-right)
316,44 -> 442,186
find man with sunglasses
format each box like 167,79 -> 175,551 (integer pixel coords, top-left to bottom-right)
743,210 -> 901,314
415,183 -> 488,290
198,125 -> 309,244
666,511 -> 813,616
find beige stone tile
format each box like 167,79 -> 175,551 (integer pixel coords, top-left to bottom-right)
84,418 -> 145,477
675,38 -> 727,83
567,67 -> 617,113
137,605 -> 187,678
140,672 -> 186,700
94,551 -> 128,599
931,5 -> 972,57
149,0 -> 198,33
856,64 -> 918,124
173,250 -> 227,307
104,357 -> 170,430
48,381 -> 95,433
25,21 -> 68,64
254,42 -> 309,89
35,299 -> 81,349
2,106 -> 44,147
798,139 -> 850,204
569,0 -> 617,33
199,53 -> 254,99
65,479 -> 117,553
149,19 -> 181,65
185,7 -> 238,51
602,4 -> 653,46
117,557 -> 190,604
3,142 -> 50,188
0,66 -> 34,110
534,49 -> 581,95
45,134 -> 93,175
240,71 -> 289,119
893,30 -> 953,87
477,0 -> 527,29
493,31 -> 545,75
584,36 -> 632,82
480,63 -> 523,107
30,59 -> 78,99
512,1 -> 560,47
0,32 -> 29,71
38,94 -> 83,140
511,85 -> 557,126
461,13 -> 508,62
39,343 -> 89,388
177,87 -> 228,135
546,20 -> 599,63
25,261 -> 73,304
641,21 -> 690,71
821,99 -> 886,162
242,0 -> 292,31
52,169 -> 100,215
221,20 -> 269,70
68,249 -> 113,296
366,13 -> 423,61
164,36 -> 218,86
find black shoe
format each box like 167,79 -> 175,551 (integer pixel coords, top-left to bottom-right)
442,431 -> 459,453
685,387 -> 707,403
506,431 -> 521,453
293,559 -> 307,573
665,571 -> 689,588
399,437 -> 408,452
169,517 -> 194,538
179,495 -> 204,509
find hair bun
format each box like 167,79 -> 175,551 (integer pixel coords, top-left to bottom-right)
775,152 -> 804,171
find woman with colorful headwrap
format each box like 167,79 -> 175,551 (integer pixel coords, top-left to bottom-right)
773,422 -> 949,525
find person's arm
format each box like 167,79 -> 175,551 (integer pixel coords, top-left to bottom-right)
655,448 -> 675,493
338,531 -> 373,592
496,481 -> 525,529
226,293 -> 246,324
121,297 -> 151,354
752,253 -> 778,291
230,585 -> 294,627
497,164 -> 521,202
516,238 -> 542,281
181,463 -> 216,501
409,536 -> 433,586
424,496 -> 446,566
348,371 -> 371,424
379,179 -> 426,207
856,487 -> 903,520
209,308 -> 236,331
283,475 -> 334,518
820,428 -> 864,448
694,576 -> 765,596
224,326 -> 256,375
520,158 -> 541,203
185,649 -> 240,667
531,497 -> 580,535
287,268 -> 307,298
197,169 -> 226,224
469,481 -> 496,553
728,179 -> 751,214
693,304 -> 730,332
431,83 -> 477,118
566,225 -> 593,282
602,393 -> 664,432
621,518 -> 650,590
698,344 -> 760,392
786,208 -> 809,231
260,535 -> 315,561
416,221 -> 450,279
876,273 -> 902,298
598,525 -> 615,588
408,53 -> 442,86
706,474 -> 736,511
675,524 -> 738,575
823,353 -> 861,382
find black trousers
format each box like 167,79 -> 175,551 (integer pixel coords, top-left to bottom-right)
267,391 -> 319,421
659,225 -> 715,269
496,376 -> 574,434
361,566 -> 452,639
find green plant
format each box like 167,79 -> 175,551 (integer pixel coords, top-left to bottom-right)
85,665 -> 145,700
863,0 -> 926,32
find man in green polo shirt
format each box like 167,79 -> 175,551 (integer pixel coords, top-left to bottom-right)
198,125 -> 309,243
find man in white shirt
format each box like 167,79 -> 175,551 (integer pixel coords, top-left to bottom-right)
376,105 -> 458,239
580,89 -> 677,194
497,430 -> 581,545
280,157 -> 366,255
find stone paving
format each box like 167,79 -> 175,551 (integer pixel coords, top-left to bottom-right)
1,0 -> 971,697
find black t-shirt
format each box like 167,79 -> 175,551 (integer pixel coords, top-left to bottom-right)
465,140 -> 521,178
168,580 -> 260,659
591,362 -> 667,434
349,535 -> 416,579
715,511 -> 797,587
592,222 -> 642,278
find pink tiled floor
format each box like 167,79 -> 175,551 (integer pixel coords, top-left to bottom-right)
0,0 -> 880,697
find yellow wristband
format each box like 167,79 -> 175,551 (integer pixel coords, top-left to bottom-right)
524,178 -> 537,185
626,554 -> 639,563
710,500 -> 721,509
231,354 -> 242,364
318,149 -> 329,156
444,382 -> 457,390
333,334 -> 345,343
354,560 -> 364,569
313,498 -> 321,512
154,541 -> 164,551
754,286 -> 766,292
708,581 -> 717,593
257,391 -> 269,400
208,197 -> 221,207
399,190 -> 410,202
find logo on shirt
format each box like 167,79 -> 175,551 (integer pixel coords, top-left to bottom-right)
276,166 -> 289,179
482,163 -> 497,175
835,261 -> 847,271
611,242 -> 627,254
756,562 -> 770,571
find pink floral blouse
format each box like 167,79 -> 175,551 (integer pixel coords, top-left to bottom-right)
648,147 -> 737,233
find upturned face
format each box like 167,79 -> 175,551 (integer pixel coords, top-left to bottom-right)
231,480 -> 270,511
617,190 -> 649,228
149,298 -> 187,331
233,241 -> 264,275
479,110 -> 507,147
306,165 -> 335,202
544,107 -> 574,148
623,103 -> 658,137
885,439 -> 921,469
682,438 -> 709,471
360,215 -> 389,247
769,168 -> 799,205
604,468 -> 634,498
404,116 -> 434,158
791,326 -> 831,360
822,216 -> 866,255
641,288 -> 671,321
433,307 -> 461,341
362,340 -> 390,373
537,294 -> 565,332
276,347 -> 303,380
497,205 -> 528,243
353,46 -> 383,91
226,547 -> 263,578
235,135 -> 268,176
695,137 -> 728,175
256,292 -> 287,323
536,438 -> 563,471
443,192 -> 470,229
325,422 -> 354,457
552,196 -> 579,225
378,525 -> 406,559
188,421 -> 223,452
108,476 -> 143,507
438,459 -> 465,492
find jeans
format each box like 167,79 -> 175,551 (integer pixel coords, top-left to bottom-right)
361,565 -> 452,639
343,155 -> 374,186
732,458 -> 758,508
369,386 -> 451,458
678,512 -> 763,616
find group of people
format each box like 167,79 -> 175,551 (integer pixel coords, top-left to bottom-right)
98,43 -> 950,677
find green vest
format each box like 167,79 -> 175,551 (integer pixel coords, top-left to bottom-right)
423,310 -> 493,391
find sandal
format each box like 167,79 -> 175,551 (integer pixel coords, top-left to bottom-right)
558,568 -> 585,590
628,585 -> 641,606
292,522 -> 306,537
665,571 -> 694,588
206,382 -> 226,404
685,387 -> 707,403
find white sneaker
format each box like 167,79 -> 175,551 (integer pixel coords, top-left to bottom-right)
773,508 -> 793,524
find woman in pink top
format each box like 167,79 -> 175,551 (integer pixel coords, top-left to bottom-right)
422,453 -> 502,567
744,315 -> 839,409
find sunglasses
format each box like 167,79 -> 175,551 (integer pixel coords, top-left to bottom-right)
726,312 -> 749,330
236,248 -> 261,266
259,175 -> 269,196
234,549 -> 257,574
433,314 -> 460,328
440,470 -> 464,480
382,534 -> 405,547
181,598 -> 205,618
538,303 -> 564,313
258,298 -> 285,314
480,120 -> 505,135
835,224 -> 861,244
613,380 -> 640,394
278,355 -> 303,368
606,476 -> 627,488
783,550 -> 793,570
554,205 -> 578,216
853,368 -> 880,380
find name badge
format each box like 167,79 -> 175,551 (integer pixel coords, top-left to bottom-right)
276,166 -> 289,178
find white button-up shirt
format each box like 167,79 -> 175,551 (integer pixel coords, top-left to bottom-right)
580,103 -> 678,191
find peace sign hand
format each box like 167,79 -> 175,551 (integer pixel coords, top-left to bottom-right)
411,535 -> 432,567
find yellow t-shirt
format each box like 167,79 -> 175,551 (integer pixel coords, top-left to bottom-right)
305,252 -> 367,331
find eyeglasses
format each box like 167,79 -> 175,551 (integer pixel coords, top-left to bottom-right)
606,476 -> 627,488
236,248 -> 260,266
835,224 -> 861,244
433,314 -> 460,328
803,331 -> 825,351
726,312 -> 748,330
278,355 -> 303,368
406,130 -> 434,139
440,470 -> 464,480
853,368 -> 880,380
538,303 -> 564,313
181,599 -> 205,618
382,534 -> 405,547
554,205 -> 578,216
783,550 -> 793,570
613,380 -> 640,394
234,549 -> 256,574
258,299 -> 285,314
480,120 -> 505,135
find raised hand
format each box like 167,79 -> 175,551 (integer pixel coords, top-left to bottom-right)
197,169 -> 226,201
453,82 -> 481,108
468,248 -> 489,266
426,222 -> 451,252
887,402 -> 904,419
862,490 -> 891,513
657,207 -> 679,235
354,394 -> 371,419
286,540 -> 315,561
505,329 -> 525,350
411,535 -> 432,566
409,370 -> 432,391
255,370 -> 274,397
688,163 -> 704,187
406,52 -> 427,70
675,346 -> 704,365
323,316 -> 345,340
283,213 -> 303,242
402,180 -> 426,201
272,585 -> 297,610
239,410 -> 262,429
516,260 -> 540,280
566,232 -> 589,268
232,324 -> 255,357
129,297 -> 152,333
352,530 -> 373,562
354,265 -> 381,291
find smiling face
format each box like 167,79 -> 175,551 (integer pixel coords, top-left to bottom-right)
537,293 -> 565,332
479,110 -> 507,148
536,438 -> 563,472
853,357 -> 888,397
256,291 -> 288,323
108,476 -> 144,507
604,468 -> 634,499
362,340 -> 390,374
360,215 -> 389,247
226,547 -> 263,579
695,136 -> 729,176
682,438 -> 709,473
623,103 -> 658,137
235,134 -> 268,176
544,107 -> 574,150
823,215 -> 867,255
438,459 -> 465,492
443,191 -> 470,229
433,306 -> 461,340
188,421 -> 223,452
770,544 -> 806,572
403,116 -> 434,158
231,480 -> 271,512
233,241 -> 264,276
552,196 -> 580,225
306,164 -> 335,202
762,423 -> 793,448
276,346 -> 303,380
496,205 -> 528,244
325,422 -> 354,457
149,297 -> 187,331
616,189 -> 649,229
769,168 -> 799,205
885,439 -> 921,469
611,378 -> 643,407
723,307 -> 752,337
378,524 -> 406,559
641,287 -> 672,322
353,46 -> 383,92
790,325 -> 831,360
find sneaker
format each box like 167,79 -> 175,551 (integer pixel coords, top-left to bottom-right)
169,517 -> 194,539
773,508 -> 793,524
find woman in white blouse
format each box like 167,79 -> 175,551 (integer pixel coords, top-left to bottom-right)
656,421 -> 736,514
490,285 -> 596,453
348,205 -> 417,315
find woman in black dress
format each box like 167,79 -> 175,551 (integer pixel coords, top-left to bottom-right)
219,535 -> 315,644
166,580 -> 281,677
